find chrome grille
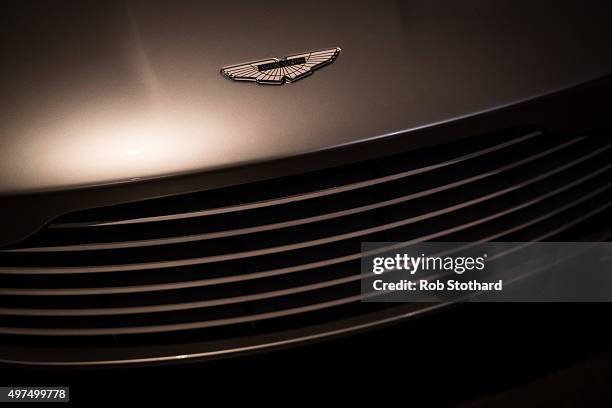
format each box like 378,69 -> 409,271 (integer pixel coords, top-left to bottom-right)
1,127 -> 611,366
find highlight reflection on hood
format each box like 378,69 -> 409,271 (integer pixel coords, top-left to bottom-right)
1,105 -> 236,193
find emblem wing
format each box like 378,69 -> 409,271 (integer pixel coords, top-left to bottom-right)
220,47 -> 341,85
220,58 -> 278,83
281,47 -> 341,83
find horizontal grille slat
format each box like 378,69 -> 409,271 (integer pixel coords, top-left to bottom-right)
0,294 -> 364,336
0,274 -> 362,317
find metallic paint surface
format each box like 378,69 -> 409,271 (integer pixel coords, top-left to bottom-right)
2,0 -> 612,195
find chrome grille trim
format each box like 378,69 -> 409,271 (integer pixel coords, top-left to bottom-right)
1,127 -> 610,366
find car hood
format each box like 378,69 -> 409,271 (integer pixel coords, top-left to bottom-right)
2,0 -> 612,195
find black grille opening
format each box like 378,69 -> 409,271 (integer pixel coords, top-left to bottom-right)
0,126 -> 611,366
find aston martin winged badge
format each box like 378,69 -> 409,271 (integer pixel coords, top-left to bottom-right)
221,47 -> 341,85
